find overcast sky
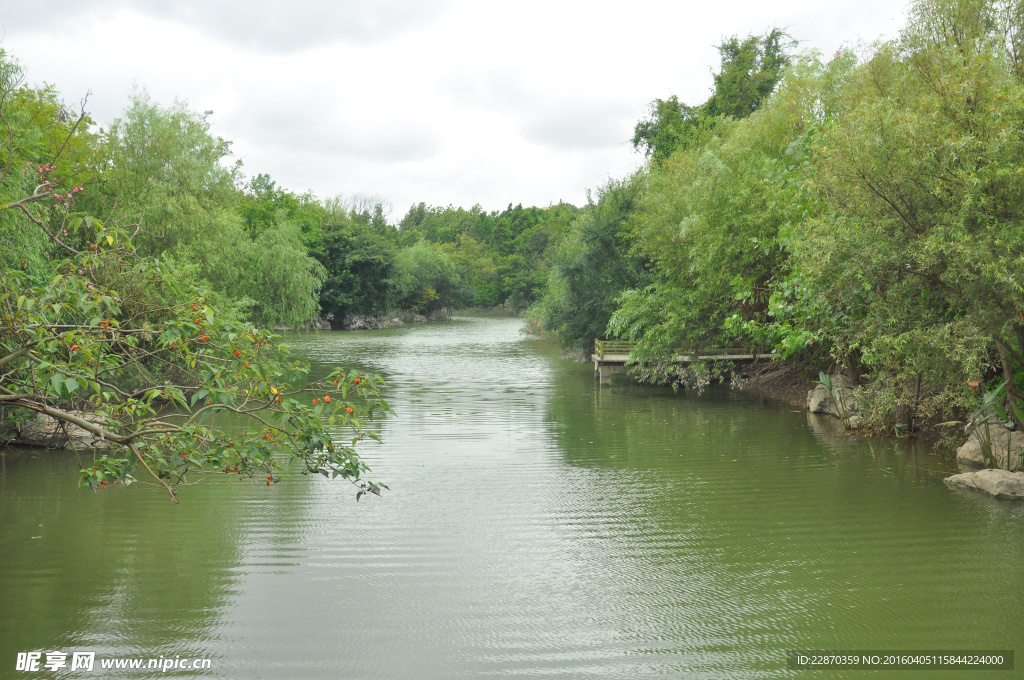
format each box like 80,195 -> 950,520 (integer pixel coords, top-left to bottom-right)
2,0 -> 911,218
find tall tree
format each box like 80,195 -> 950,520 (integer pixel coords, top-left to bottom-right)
632,29 -> 793,162
538,177 -> 648,350
705,28 -> 793,119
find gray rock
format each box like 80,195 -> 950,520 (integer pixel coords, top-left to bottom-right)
337,315 -> 398,330
956,424 -> 1023,471
807,384 -> 834,415
427,308 -> 450,322
413,314 -> 428,323
344,317 -> 371,330
944,469 -> 1024,499
17,412 -> 110,451
807,374 -> 860,429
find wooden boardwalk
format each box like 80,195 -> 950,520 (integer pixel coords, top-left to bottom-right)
592,339 -> 776,383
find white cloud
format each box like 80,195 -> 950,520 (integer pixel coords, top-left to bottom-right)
1,0 -> 912,216
1,0 -> 450,51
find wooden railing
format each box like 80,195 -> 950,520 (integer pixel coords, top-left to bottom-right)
593,339 -> 635,359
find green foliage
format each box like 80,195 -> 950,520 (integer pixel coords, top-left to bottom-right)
94,94 -> 324,328
705,28 -> 794,119
785,0 -> 1024,427
388,242 -> 470,313
537,177 -> 648,351
0,55 -> 393,500
610,56 -> 830,366
396,201 -> 577,312
632,30 -> 793,162
631,96 -> 707,164
0,51 -> 94,281
606,1 -> 1024,429
235,221 -> 327,328
239,173 -> 327,247
317,213 -> 395,322
0,197 -> 387,502
444,234 -> 501,306
93,91 -> 239,256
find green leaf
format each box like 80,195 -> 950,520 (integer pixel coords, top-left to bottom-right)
1012,400 -> 1024,426
190,389 -> 209,408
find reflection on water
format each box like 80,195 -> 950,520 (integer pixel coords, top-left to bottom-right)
1,317 -> 1022,679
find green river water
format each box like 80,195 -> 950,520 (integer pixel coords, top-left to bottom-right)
1,317 -> 1022,679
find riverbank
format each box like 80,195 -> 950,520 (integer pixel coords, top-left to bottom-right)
579,346 -> 977,454
601,351 -> 1024,499
737,359 -> 815,410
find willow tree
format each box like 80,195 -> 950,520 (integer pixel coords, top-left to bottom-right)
92,93 -> 324,328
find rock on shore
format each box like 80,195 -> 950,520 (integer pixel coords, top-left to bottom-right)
956,424 -> 1023,471
944,469 -> 1024,499
806,374 -> 862,429
15,412 -> 110,450
336,315 -> 405,330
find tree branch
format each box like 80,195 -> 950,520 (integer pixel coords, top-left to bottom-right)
52,91 -> 90,162
128,442 -> 178,504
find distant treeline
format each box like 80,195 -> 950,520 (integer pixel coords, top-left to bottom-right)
0,68 -> 582,325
